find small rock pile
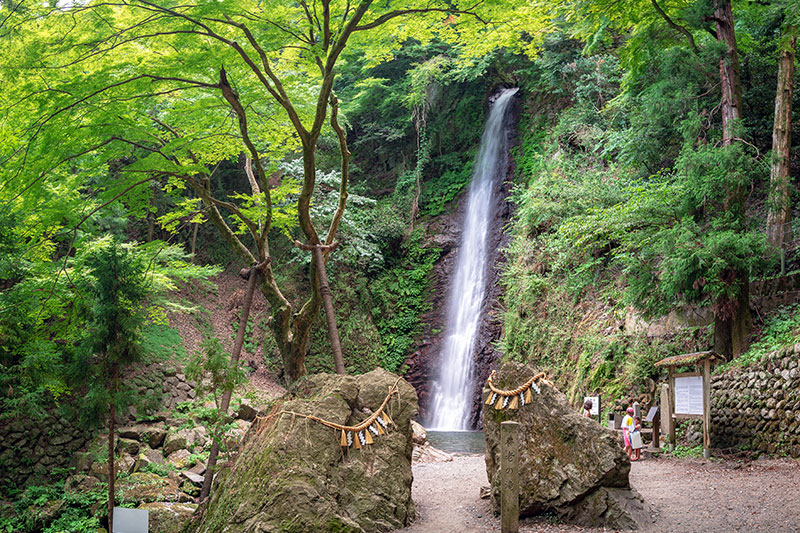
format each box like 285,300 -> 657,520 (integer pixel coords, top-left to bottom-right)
0,365 -> 199,490
67,410 -> 255,533
410,420 -> 454,463
0,415 -> 92,488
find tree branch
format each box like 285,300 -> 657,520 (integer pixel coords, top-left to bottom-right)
325,93 -> 349,254
650,0 -> 699,54
185,173 -> 262,247
354,5 -> 487,32
218,15 -> 309,140
218,67 -> 272,245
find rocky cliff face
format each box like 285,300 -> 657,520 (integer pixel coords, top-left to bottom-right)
404,89 -> 519,428
185,369 -> 418,533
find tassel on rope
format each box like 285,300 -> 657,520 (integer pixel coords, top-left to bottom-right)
278,377 -> 402,450
485,370 -> 547,412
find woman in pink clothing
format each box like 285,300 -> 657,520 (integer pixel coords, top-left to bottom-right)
621,407 -> 635,459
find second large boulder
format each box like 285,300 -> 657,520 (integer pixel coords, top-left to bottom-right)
482,362 -> 651,529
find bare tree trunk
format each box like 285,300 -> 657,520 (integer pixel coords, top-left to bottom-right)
107,363 -> 117,533
311,245 -> 346,374
190,222 -> 199,263
715,0 -> 742,147
200,263 -> 263,501
766,33 -> 797,249
712,0 -> 752,359
713,274 -> 751,360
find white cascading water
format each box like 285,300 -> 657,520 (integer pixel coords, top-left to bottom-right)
428,88 -> 518,431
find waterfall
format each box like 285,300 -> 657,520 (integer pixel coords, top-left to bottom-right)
428,88 -> 518,431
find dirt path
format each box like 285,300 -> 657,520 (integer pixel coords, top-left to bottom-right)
169,268 -> 285,400
402,455 -> 800,532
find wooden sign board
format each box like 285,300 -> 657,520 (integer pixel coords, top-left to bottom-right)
674,375 -> 703,416
644,406 -> 659,423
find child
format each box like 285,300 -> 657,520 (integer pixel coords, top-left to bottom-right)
630,416 -> 642,461
583,399 -> 593,418
621,407 -> 635,459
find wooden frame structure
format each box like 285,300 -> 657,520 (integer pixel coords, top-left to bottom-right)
654,351 -> 723,459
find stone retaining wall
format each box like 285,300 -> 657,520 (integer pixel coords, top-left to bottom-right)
711,344 -> 800,456
0,363 -> 196,489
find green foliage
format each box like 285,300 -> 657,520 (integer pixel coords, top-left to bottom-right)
185,336 -> 247,411
551,141 -> 768,316
0,234 -> 217,422
140,323 -> 187,364
669,444 -> 705,459
420,160 -> 474,216
140,461 -> 173,478
66,237 -> 151,427
0,478 -> 105,533
371,229 -> 440,372
717,304 -> 800,371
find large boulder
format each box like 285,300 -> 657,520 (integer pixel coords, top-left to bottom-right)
184,368 -> 418,533
119,472 -> 180,503
482,362 -> 650,530
138,502 -> 196,533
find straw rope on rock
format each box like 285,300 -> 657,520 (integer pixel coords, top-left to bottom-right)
185,369 -> 418,533
484,370 -> 549,411
278,377 -> 400,450
482,362 -> 652,530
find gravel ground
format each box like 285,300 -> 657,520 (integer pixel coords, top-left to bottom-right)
401,454 -> 800,532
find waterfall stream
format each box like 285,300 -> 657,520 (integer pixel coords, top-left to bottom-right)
428,88 -> 518,431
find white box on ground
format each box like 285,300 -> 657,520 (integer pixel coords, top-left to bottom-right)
113,507 -> 148,533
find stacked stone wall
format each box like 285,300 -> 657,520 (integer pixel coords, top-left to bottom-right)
711,344 -> 800,457
0,363 -> 196,489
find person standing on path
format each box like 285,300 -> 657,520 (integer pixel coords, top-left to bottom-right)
630,415 -> 643,461
583,399 -> 593,418
622,407 -> 635,459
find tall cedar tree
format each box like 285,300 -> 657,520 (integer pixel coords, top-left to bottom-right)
70,239 -> 149,533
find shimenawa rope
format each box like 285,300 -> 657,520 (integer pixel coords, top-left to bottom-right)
279,377 -> 401,449
484,370 -> 548,411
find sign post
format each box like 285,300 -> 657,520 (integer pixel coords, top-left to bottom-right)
112,507 -> 148,533
655,351 -> 720,459
644,406 -> 660,450
500,421 -> 520,533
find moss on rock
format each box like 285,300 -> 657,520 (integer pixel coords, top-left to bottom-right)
184,369 -> 417,533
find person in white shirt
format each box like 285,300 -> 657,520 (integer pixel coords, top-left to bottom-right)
621,407 -> 635,459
